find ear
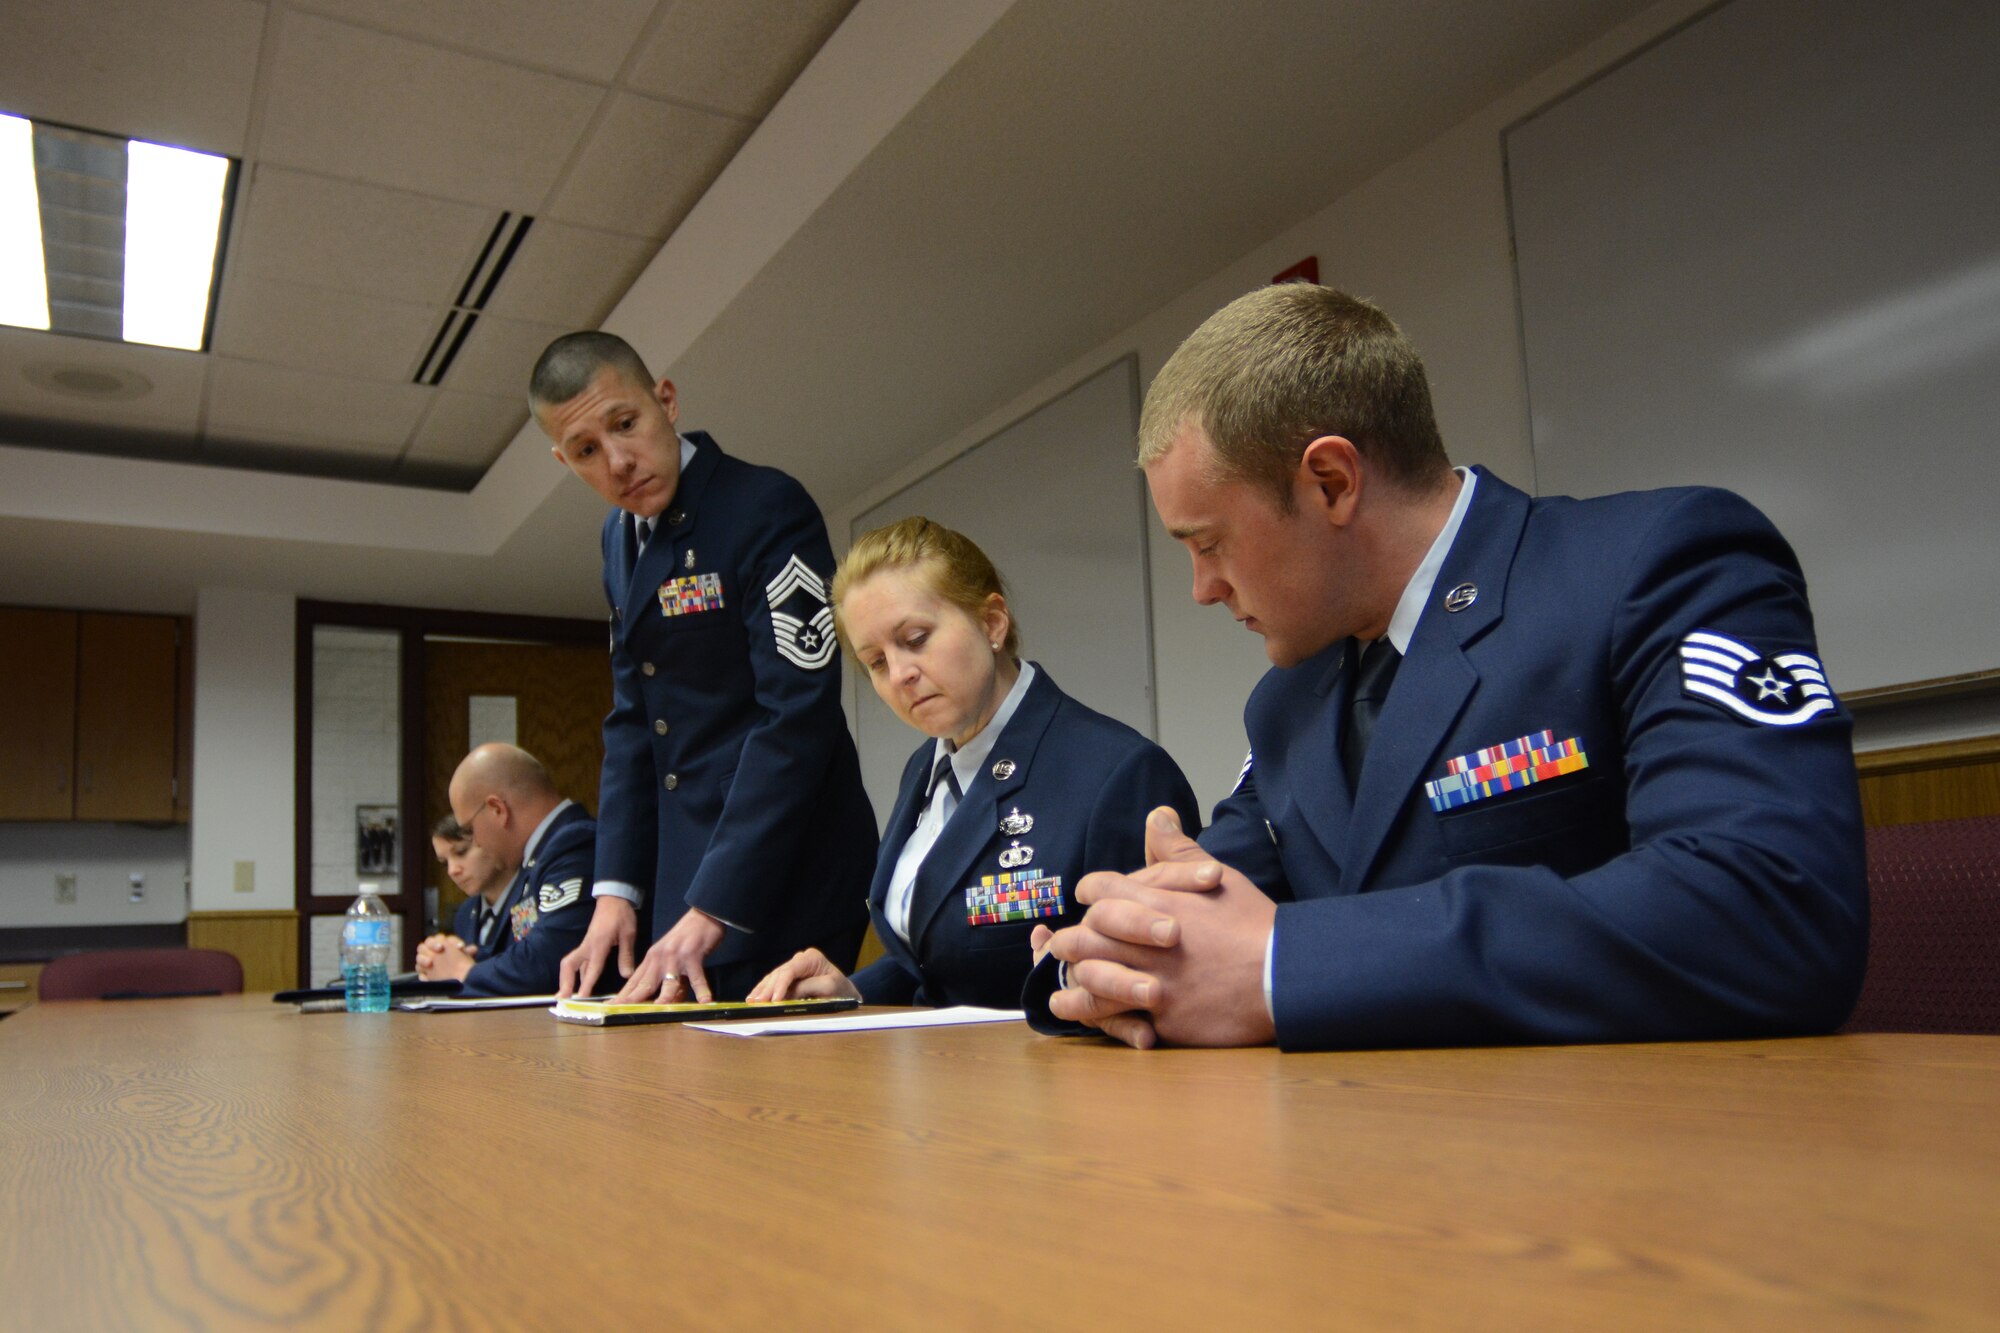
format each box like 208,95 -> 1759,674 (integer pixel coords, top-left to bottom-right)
981,593 -> 1011,653
1297,435 -> 1363,526
653,377 -> 680,426
549,443 -> 570,469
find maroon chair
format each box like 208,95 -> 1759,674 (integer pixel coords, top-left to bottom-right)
38,948 -> 245,1002
1843,814 -> 2000,1034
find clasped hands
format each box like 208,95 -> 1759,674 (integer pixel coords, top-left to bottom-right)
1028,807 -> 1276,1049
415,933 -> 478,982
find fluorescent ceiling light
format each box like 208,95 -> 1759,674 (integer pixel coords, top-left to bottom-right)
0,113 -> 51,331
122,139 -> 229,351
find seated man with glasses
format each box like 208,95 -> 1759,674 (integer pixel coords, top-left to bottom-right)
416,744 -> 598,997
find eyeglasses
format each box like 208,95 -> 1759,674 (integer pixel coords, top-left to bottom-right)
454,802 -> 491,835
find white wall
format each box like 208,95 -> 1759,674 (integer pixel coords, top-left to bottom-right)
0,824 -> 190,928
836,0 -> 1717,811
188,586 -> 296,912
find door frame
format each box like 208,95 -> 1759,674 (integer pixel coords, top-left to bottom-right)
293,600 -> 604,982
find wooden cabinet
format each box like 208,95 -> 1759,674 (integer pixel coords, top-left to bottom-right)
0,607 -> 189,823
0,609 -> 78,819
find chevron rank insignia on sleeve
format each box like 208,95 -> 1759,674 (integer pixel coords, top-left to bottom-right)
1678,630 -> 1837,726
766,554 -> 836,670
539,877 -> 584,912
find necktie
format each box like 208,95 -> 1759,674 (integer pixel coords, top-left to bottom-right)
929,750 -> 962,817
1342,637 -> 1402,789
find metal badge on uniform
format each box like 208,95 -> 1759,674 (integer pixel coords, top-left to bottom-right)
964,869 -> 1064,926
658,572 -> 724,617
992,759 -> 1016,782
1443,583 -> 1478,612
1679,630 -> 1836,726
1424,729 -> 1590,813
508,897 -> 539,941
539,877 -> 583,913
998,806 -> 1032,835
997,840 -> 1033,868
766,554 -> 836,670
684,548 -> 696,570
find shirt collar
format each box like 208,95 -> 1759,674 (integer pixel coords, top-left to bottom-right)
521,799 -> 573,866
1383,467 -> 1476,654
933,661 -> 1037,793
677,433 -> 695,471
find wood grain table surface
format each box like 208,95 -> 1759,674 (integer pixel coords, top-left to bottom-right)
3,995 -> 1996,1331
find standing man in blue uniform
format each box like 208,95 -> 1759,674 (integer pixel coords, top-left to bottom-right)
533,332 -> 874,1003
422,744 -> 597,997
1035,284 -> 1867,1050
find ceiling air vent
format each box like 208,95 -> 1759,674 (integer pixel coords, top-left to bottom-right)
414,210 -> 532,387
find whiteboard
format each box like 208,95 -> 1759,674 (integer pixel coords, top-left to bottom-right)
851,357 -> 1153,827
1505,0 -> 2000,692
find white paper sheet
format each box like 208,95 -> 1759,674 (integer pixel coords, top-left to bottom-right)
394,994 -> 557,1012
688,1006 -> 1025,1037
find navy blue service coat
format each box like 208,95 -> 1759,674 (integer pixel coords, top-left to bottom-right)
455,804 -> 598,997
851,667 -> 1200,1011
596,432 -> 875,995
1031,469 -> 1866,1049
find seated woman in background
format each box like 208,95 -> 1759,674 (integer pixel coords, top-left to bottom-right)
750,516 -> 1200,1010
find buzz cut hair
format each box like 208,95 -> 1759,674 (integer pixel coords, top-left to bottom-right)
1136,284 -> 1451,507
529,331 -> 654,408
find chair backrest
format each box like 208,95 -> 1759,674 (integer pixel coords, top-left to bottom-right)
1844,814 -> 2000,1034
38,948 -> 245,1002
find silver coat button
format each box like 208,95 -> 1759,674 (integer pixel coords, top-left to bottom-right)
663,773 -> 679,791
654,719 -> 669,735
641,662 -> 656,677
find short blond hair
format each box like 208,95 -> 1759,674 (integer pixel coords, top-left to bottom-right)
832,517 -> 1020,659
1137,284 -> 1451,506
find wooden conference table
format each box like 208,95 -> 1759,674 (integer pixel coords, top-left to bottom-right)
3,996 -> 1996,1331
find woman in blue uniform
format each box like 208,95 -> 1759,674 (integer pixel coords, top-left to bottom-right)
749,517 -> 1200,1010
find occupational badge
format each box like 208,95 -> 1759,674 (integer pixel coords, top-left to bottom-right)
991,759 -> 1016,782
685,548 -> 696,570
997,840 -> 1034,869
1678,630 -> 1836,726
766,554 -> 836,670
998,807 -> 1032,836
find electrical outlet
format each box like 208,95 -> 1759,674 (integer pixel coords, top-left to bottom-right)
129,872 -> 145,903
55,873 -> 77,904
233,860 -> 255,893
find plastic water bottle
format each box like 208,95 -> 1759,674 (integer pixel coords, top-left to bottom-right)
341,887 -> 393,1013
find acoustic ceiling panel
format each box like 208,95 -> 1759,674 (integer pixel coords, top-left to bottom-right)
294,0 -> 658,83
628,0 -> 856,119
479,221 -> 657,328
258,13 -> 602,212
206,357 -> 431,452
212,276 -> 440,381
231,168 -> 496,307
542,92 -> 750,240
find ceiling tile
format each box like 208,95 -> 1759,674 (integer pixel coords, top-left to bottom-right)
405,391 -> 528,466
627,0 -> 855,119
440,314 -> 571,398
294,0 -> 657,82
0,327 -> 208,434
0,0 -> 266,155
213,276 -> 441,381
233,168 -> 496,306
482,222 -> 657,326
259,13 -> 604,212
201,436 -> 402,482
544,93 -> 750,240
206,357 -> 430,450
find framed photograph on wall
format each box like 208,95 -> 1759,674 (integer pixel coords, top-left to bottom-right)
356,805 -> 398,875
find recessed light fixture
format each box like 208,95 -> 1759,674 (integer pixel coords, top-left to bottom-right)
0,114 -> 49,330
0,111 -> 234,351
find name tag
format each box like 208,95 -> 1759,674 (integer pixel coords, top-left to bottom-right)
658,573 -> 724,617
964,870 -> 1064,926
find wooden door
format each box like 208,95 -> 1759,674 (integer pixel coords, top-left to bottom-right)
75,613 -> 180,822
422,640 -> 611,927
0,609 -> 79,819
